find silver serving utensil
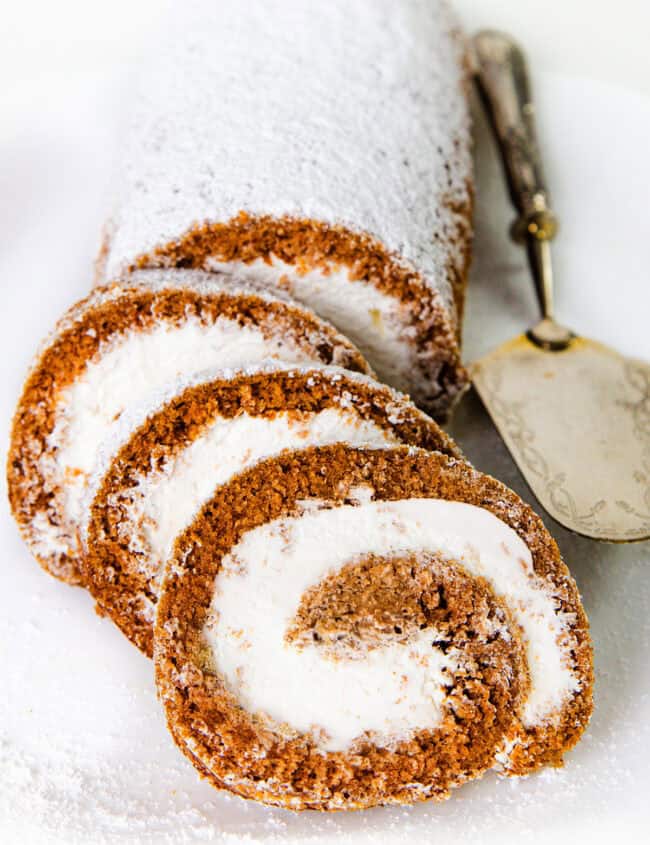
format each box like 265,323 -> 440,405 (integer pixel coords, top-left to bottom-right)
470,30 -> 650,542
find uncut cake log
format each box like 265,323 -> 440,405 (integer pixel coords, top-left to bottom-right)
155,445 -> 593,810
7,269 -> 370,585
84,363 -> 460,656
98,0 -> 473,417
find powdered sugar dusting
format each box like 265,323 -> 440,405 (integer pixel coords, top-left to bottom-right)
99,0 -> 472,408
104,0 -> 471,304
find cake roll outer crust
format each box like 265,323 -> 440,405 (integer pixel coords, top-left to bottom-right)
99,0 -> 473,416
7,271 -> 370,584
155,446 -> 593,811
84,364 -> 461,656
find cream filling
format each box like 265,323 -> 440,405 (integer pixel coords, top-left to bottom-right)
208,257 -> 410,391
125,408 -> 401,585
204,493 -> 580,751
46,316 -> 318,544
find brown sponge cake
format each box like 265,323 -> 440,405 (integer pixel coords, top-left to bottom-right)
84,364 -> 460,656
7,270 -> 370,585
155,445 -> 593,810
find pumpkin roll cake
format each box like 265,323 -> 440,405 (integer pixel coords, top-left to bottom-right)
7,270 -> 370,584
98,0 -> 473,417
83,364 -> 460,656
155,445 -> 593,810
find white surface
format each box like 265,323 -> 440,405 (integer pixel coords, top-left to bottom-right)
3,1 -> 649,98
1,6 -> 650,845
208,495 -> 575,752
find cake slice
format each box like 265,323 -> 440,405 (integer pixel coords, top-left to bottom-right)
155,445 -> 593,810
7,270 -> 369,584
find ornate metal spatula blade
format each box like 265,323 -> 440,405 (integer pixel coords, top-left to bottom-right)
473,338 -> 650,541
471,31 -> 650,542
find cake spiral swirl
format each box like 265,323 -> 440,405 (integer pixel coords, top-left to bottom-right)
156,445 -> 593,810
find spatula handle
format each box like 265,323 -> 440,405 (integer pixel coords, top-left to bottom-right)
472,31 -> 559,325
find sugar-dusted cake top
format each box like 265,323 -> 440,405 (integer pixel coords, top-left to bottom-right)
104,0 -> 472,314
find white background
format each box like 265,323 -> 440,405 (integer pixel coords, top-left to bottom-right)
1,3 -> 649,845
2,1 -> 650,97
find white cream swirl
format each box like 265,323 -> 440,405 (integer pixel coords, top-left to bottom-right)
204,491 -> 580,751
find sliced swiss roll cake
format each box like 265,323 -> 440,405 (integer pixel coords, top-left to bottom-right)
83,364 -> 460,656
7,270 -> 370,585
155,445 -> 593,811
98,0 -> 473,418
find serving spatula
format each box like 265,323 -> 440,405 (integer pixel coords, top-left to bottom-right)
470,30 -> 650,542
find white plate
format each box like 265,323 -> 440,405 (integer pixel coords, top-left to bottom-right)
1,73 -> 649,845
